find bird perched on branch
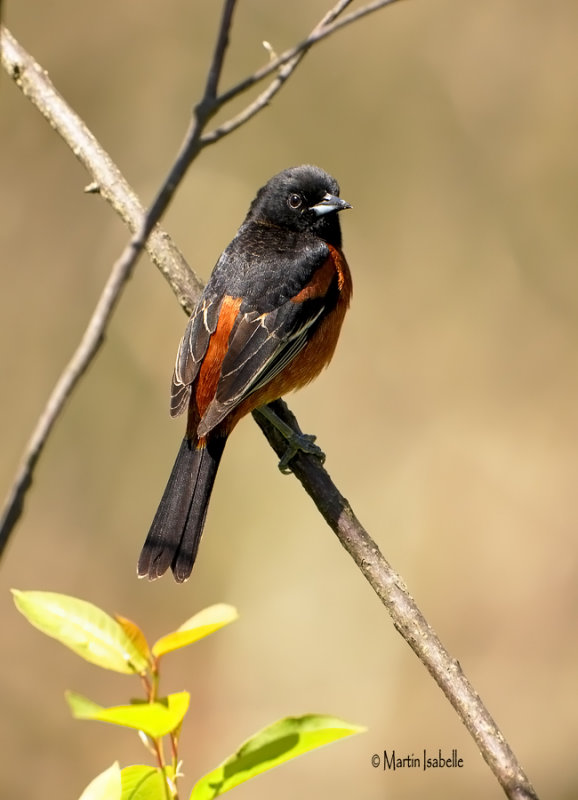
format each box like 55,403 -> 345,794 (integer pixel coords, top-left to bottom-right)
138,164 -> 352,582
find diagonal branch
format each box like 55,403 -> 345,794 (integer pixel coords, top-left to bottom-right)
254,401 -> 539,800
1,10 -> 539,800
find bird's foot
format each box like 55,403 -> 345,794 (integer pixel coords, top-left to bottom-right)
256,405 -> 326,474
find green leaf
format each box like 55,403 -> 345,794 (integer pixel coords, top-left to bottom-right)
121,765 -> 174,800
66,691 -> 190,738
12,590 -> 149,675
152,604 -> 238,659
190,714 -> 365,799
78,762 -> 121,800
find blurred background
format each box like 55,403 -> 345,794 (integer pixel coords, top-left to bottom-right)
1,1 -> 577,797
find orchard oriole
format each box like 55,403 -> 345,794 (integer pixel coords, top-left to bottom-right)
138,165 -> 352,582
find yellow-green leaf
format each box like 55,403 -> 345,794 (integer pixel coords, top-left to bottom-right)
115,615 -> 151,665
66,691 -> 190,738
152,603 -> 238,658
190,714 -> 365,799
12,590 -> 149,675
121,765 -> 174,800
78,762 -> 121,800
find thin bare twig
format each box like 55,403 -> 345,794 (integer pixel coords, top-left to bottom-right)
204,0 -> 238,103
135,0 -> 239,250
1,7 -> 540,800
204,0 -> 404,134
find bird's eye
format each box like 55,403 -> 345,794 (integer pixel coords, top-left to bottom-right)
287,193 -> 302,209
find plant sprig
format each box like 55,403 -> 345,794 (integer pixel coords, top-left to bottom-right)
13,590 -> 364,800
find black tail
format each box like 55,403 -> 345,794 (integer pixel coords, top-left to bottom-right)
138,435 -> 227,582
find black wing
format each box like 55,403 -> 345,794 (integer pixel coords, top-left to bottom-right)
196,291 -> 330,437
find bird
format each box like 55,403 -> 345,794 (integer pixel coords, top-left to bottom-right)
138,164 -> 352,582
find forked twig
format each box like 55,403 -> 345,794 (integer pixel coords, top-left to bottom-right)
0,0 -> 373,548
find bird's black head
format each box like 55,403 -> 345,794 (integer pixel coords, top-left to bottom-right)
247,165 -> 351,248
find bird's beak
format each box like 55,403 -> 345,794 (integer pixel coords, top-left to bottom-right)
310,193 -> 352,216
